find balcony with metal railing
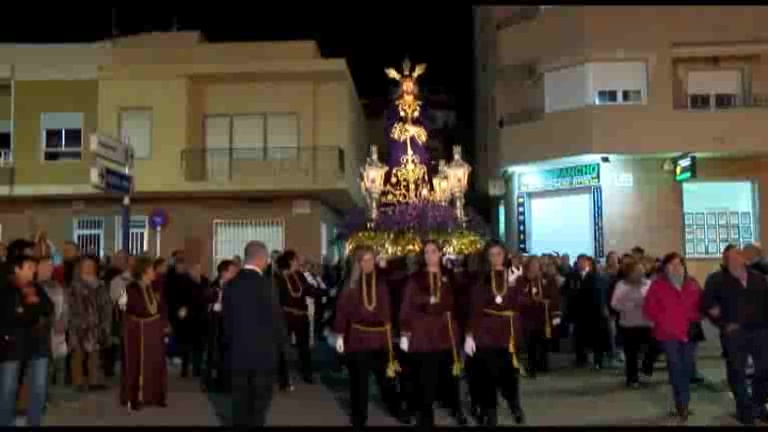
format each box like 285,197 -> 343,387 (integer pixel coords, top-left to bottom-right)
0,150 -> 11,167
674,93 -> 768,111
180,146 -> 347,191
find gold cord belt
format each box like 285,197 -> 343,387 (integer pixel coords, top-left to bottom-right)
483,308 -> 520,369
446,311 -> 462,376
351,323 -> 401,378
282,306 -> 308,316
543,299 -> 551,339
128,314 -> 161,323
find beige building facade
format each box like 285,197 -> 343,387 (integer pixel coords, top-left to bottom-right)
0,32 -> 367,269
475,6 -> 768,281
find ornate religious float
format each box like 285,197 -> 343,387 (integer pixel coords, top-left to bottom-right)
344,59 -> 486,257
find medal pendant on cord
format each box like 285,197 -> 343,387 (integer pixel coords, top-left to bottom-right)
495,295 -> 503,305
430,296 -> 437,304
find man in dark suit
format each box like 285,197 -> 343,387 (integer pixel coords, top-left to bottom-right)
223,241 -> 287,427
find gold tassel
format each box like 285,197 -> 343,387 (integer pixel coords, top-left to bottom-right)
446,311 -> 463,377
385,324 -> 401,378
508,312 -> 520,370
544,299 -> 552,340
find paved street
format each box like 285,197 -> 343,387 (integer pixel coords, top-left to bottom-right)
36,347 -> 742,426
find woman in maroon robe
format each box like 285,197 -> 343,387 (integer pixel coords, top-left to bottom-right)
399,240 -> 466,427
333,246 -> 401,428
464,240 -> 526,426
121,256 -> 167,410
516,256 -> 562,378
274,250 -> 316,386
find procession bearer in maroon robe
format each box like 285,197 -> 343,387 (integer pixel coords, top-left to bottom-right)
464,240 -> 526,426
516,256 -> 562,378
399,240 -> 467,427
121,256 -> 168,410
275,250 -> 316,385
333,246 -> 401,428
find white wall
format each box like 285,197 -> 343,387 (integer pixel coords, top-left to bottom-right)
544,61 -> 648,112
544,64 -> 588,113
587,62 -> 648,102
687,69 -> 743,94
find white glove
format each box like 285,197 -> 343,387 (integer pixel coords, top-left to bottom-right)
399,336 -> 409,352
213,302 -> 222,313
552,317 -> 561,327
508,266 -> 523,285
178,307 -> 188,319
464,336 -> 476,357
307,298 -> 315,318
335,336 -> 345,354
118,290 -> 128,309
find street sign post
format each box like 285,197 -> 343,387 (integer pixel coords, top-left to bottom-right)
90,163 -> 133,195
90,133 -> 134,255
149,209 -> 170,257
89,133 -> 133,167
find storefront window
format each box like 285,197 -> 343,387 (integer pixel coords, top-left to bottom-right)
682,181 -> 758,258
498,201 -> 506,241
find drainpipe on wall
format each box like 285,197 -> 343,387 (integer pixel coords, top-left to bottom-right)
9,64 -> 15,194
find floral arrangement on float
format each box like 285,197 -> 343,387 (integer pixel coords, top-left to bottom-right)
342,59 -> 487,258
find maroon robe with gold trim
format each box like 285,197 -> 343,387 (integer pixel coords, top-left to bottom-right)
467,270 -> 523,351
516,276 -> 562,338
400,270 -> 459,353
333,272 -> 393,353
276,271 -> 316,332
121,281 -> 168,407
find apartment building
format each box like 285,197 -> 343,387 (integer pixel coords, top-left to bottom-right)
475,6 -> 768,280
0,31 -> 367,268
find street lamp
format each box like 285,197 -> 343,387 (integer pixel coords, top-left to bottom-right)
445,146 -> 472,225
360,145 -> 389,225
431,159 -> 451,204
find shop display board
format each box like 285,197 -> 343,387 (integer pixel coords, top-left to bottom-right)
682,181 -> 757,258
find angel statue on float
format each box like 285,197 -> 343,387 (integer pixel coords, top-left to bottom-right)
381,58 -> 432,204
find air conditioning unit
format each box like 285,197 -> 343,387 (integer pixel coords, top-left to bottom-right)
523,64 -> 541,85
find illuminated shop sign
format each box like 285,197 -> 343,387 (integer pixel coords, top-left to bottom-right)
519,163 -> 601,192
674,154 -> 696,182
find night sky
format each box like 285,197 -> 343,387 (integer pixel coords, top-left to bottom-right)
1,6 -> 474,121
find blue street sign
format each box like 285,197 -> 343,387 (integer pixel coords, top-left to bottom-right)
91,164 -> 133,195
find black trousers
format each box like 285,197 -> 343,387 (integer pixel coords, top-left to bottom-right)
346,350 -> 398,428
411,351 -> 462,427
524,329 -> 550,376
204,316 -> 229,392
723,328 -> 768,423
620,326 -> 658,384
474,348 -> 522,417
278,318 -> 312,387
102,344 -> 119,379
180,340 -> 204,377
574,321 -> 606,367
466,354 -> 484,413
231,368 -> 274,427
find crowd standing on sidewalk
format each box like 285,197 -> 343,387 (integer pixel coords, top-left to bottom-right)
2,230 -> 768,426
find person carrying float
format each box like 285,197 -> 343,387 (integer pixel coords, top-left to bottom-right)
333,246 -> 402,428
399,240 -> 467,426
463,240 -> 526,426
516,256 -> 562,378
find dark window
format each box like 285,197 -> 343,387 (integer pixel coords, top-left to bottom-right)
714,93 -> 737,109
0,132 -> 10,151
595,90 -> 619,104
688,94 -> 711,110
43,128 -> 82,161
621,89 -> 643,103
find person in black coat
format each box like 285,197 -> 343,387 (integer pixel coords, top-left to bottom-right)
223,241 -> 287,427
0,254 -> 54,426
563,255 -> 610,370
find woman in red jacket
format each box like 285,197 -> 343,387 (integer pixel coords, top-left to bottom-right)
643,252 -> 702,423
